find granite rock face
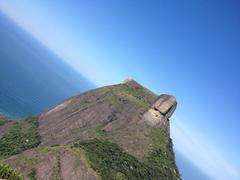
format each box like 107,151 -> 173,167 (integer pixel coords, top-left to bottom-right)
143,94 -> 177,129
38,79 -> 158,146
153,94 -> 177,119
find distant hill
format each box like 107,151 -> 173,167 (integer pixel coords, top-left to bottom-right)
0,13 -> 95,118
0,79 -> 180,180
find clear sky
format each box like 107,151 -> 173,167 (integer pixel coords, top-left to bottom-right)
0,1 -> 240,179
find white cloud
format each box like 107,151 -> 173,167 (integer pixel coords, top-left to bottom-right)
171,119 -> 240,180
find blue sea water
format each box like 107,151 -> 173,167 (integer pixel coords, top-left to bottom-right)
0,13 -> 95,118
175,151 -> 212,180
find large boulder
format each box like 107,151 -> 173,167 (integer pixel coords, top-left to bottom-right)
142,94 -> 177,129
152,94 -> 177,119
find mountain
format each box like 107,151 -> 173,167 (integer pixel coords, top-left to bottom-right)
0,13 -> 95,118
0,79 -> 180,180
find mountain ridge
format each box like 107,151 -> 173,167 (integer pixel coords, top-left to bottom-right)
0,79 -> 180,180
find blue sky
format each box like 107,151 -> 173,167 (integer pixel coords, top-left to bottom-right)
0,1 -> 240,179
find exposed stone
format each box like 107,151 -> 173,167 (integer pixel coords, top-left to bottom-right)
142,94 -> 177,129
142,109 -> 168,129
152,94 -> 177,119
38,82 -> 158,146
4,147 -> 98,180
123,77 -> 134,84
123,78 -> 143,89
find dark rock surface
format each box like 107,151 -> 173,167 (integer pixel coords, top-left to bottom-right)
142,94 -> 177,129
38,79 -> 158,146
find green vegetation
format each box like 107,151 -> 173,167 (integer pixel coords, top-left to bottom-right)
109,125 -> 180,179
52,155 -> 61,180
73,123 -> 181,180
0,115 -> 9,126
93,128 -> 109,139
71,126 -> 110,142
73,139 -> 180,180
108,124 -> 168,158
114,84 -> 153,108
0,162 -> 23,180
0,117 -> 41,158
144,140 -> 180,179
28,168 -> 37,180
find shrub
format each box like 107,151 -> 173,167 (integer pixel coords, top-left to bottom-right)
0,115 -> 9,126
73,139 -> 161,180
28,168 -> 37,180
0,117 -> 41,158
0,162 -> 23,180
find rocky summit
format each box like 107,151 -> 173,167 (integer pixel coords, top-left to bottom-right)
0,79 -> 180,180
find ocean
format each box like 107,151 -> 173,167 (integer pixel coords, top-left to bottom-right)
0,13 -> 95,118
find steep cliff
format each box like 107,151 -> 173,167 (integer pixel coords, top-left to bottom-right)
0,79 -> 180,180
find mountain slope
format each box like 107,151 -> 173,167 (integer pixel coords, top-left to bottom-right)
0,79 -> 180,180
38,79 -> 157,146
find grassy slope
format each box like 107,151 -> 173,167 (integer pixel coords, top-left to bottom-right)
73,135 -> 180,180
4,145 -> 99,180
113,84 -> 155,108
0,162 -> 23,180
69,84 -> 180,179
0,117 -> 41,159
69,83 -> 180,179
74,139 -> 159,180
73,124 -> 180,179
0,115 -> 9,126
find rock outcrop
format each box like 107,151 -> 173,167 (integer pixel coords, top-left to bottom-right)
0,79 -> 180,180
143,94 -> 177,130
38,79 -> 158,146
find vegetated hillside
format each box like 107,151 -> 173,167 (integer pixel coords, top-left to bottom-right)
0,79 -> 181,180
